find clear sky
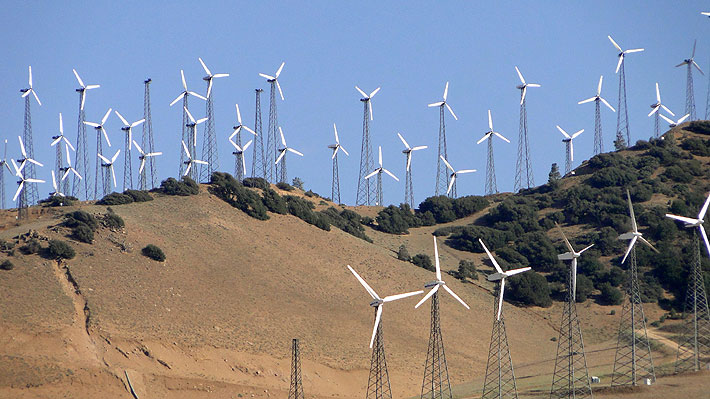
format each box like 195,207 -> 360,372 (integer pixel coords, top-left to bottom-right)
1,1 -> 708,206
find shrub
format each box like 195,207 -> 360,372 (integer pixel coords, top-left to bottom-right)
452,196 -> 489,219
506,271 -> 553,307
142,244 -> 165,262
376,204 -> 420,234
598,282 -> 623,305
72,225 -> 94,243
0,260 -> 13,270
457,259 -> 478,281
305,190 -> 319,198
63,211 -> 98,231
318,208 -> 371,242
47,240 -> 75,260
412,254 -> 434,272
159,176 -> 199,196
0,240 -> 15,251
418,196 -> 456,223
242,177 -> 269,190
285,196 -> 330,231
40,195 -> 78,207
97,192 -> 133,205
19,239 -> 41,255
276,182 -> 294,191
361,216 -> 374,226
397,244 -> 411,261
575,274 -> 594,302
210,172 -> 269,220
292,177 -> 304,190
262,188 -> 288,214
124,190 -> 152,202
103,212 -> 125,229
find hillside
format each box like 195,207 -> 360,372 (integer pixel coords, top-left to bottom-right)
1,122 -> 710,398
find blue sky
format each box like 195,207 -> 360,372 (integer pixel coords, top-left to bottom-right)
1,2 -> 708,206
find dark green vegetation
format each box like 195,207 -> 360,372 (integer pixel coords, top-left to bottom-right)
63,211 -> 98,244
47,240 -> 76,260
209,172 -> 371,242
0,259 -> 13,270
97,190 -> 153,205
374,196 -> 489,234
40,195 -> 78,207
156,176 -> 200,196
142,244 -> 166,262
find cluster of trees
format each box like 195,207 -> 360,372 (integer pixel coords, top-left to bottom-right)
375,195 -> 489,234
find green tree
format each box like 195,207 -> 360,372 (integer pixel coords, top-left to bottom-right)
548,163 -> 561,188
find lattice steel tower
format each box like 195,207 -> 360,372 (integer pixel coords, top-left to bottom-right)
608,37 -> 643,148
85,108 -> 111,200
260,62 -> 285,183
0,140 -> 8,209
513,67 -> 539,192
170,70 -> 205,178
252,88 -> 266,180
367,314 -> 392,399
420,292 -> 452,399
328,123 -> 348,204
578,76 -> 614,156
72,69 -> 99,200
288,339 -> 305,399
198,58 -> 229,183
355,86 -> 380,205
675,231 -> 710,373
676,40 -> 702,122
481,302 -> 519,399
51,115 -> 64,199
479,112 -> 508,196
428,82 -> 457,197
141,79 -> 157,190
20,66 -> 41,206
230,104 -> 255,182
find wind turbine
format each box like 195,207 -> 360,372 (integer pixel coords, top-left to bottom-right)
477,110 -> 509,195
275,127 -> 303,184
648,82 -> 675,138
365,146 -> 398,206
397,132 -> 426,209
11,158 -> 44,219
439,155 -> 475,199
72,69 -> 100,200
16,135 -> 43,174
198,57 -> 229,182
550,223 -> 595,398
676,39 -> 704,121
578,75 -> 615,155
514,66 -> 540,192
115,111 -> 145,190
555,125 -> 584,176
181,140 -> 207,179
665,192 -> 710,373
0,140 -> 10,209
355,85 -> 381,206
184,107 -> 208,181
608,35 -> 644,148
229,104 -> 256,182
84,108 -> 112,200
21,66 -> 41,106
429,82 -> 457,196
660,113 -> 690,128
260,62 -> 286,183
170,70 -> 206,178
479,238 -> 530,399
49,170 -> 64,198
133,140 -> 161,184
415,236 -> 468,399
73,69 -> 100,111
328,123 -> 349,204
97,150 -> 120,197
20,66 -> 42,206
51,113 -> 75,196
611,189 -> 658,387
61,143 -> 82,183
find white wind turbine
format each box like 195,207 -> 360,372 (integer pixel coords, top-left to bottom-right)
133,140 -> 162,178
477,110 -> 509,195
555,223 -> 594,300
355,86 -> 381,120
415,236 -> 470,309
347,265 -> 423,348
514,66 -> 541,105
366,146 -> 398,206
61,143 -> 82,182
16,135 -> 43,174
230,104 -> 257,140
21,66 -> 41,106
198,57 -> 229,99
181,140 -> 207,177
259,62 -> 286,101
608,35 -> 644,75
398,132 -> 426,208
619,190 -> 659,264
97,150 -> 121,193
648,82 -> 675,138
428,81 -> 458,120
229,104 -> 256,182
328,123 -> 349,203
660,113 -> 690,128
73,69 -> 100,111
51,113 -> 75,151
578,75 -> 615,155
115,111 -> 145,152
230,138 -> 253,181
11,159 -> 44,202
666,192 -> 710,256
169,70 -> 207,106
275,127 -> 303,183
50,170 -> 64,198
555,125 -> 584,176
702,12 -> 710,17
83,108 -> 113,147
439,155 -> 476,198
115,111 -> 145,190
480,239 -> 531,321
578,76 -> 616,111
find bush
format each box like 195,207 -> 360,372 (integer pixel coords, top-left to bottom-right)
40,195 -> 78,207
507,271 -> 553,307
457,259 -> 478,281
376,204 -> 420,234
285,196 -> 330,231
124,190 -> 152,202
103,212 -> 125,229
142,244 -> 165,261
72,225 -> 94,243
292,177 -> 304,190
262,188 -> 288,214
276,182 -> 294,191
19,239 -> 41,255
63,211 -> 98,231
0,240 -> 15,251
159,176 -> 199,196
242,177 -> 269,190
598,282 -> 623,305
0,260 -> 13,270
412,254 -> 434,272
47,240 -> 75,260
96,192 -> 134,205
575,274 -> 594,302
418,196 -> 457,223
397,244 -> 411,261
319,208 -> 372,242
210,172 -> 269,220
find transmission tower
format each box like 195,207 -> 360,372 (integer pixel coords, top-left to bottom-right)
0,140 -> 8,209
356,87 -> 379,206
141,79 -> 157,190
485,138 -> 498,196
420,292 -> 453,399
615,63 -> 630,149
611,248 -> 655,387
435,106 -> 449,197
675,231 -> 710,373
21,90 -> 40,205
514,96 -> 534,192
252,88 -> 266,180
549,268 -> 593,399
288,338 -> 305,399
481,302 -> 519,399
367,313 -> 393,399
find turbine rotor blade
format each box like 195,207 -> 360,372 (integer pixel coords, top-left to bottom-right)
370,305 -> 382,349
442,284 -> 470,310
415,286 -> 439,309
